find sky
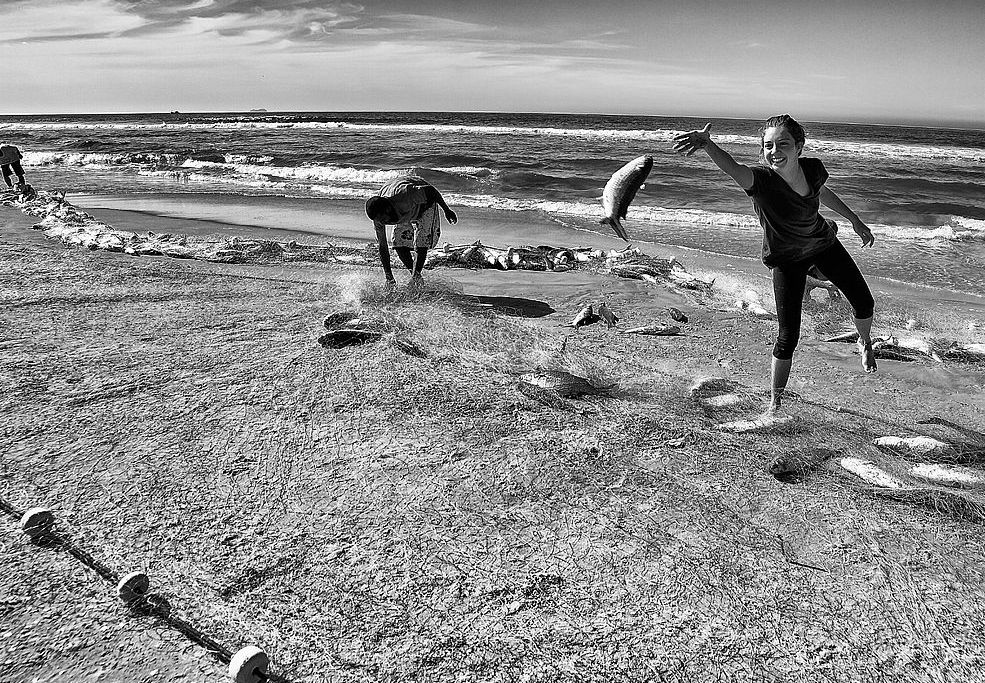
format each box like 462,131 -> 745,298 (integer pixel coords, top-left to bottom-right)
1,0 -> 983,126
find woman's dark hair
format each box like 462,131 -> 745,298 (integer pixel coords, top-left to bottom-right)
759,114 -> 806,150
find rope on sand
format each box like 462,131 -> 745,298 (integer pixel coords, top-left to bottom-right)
1,497 -> 287,683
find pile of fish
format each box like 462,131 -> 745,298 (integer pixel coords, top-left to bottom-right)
3,189 -> 373,264
2,189 -> 712,292
609,257 -> 714,292
830,430 -> 985,522
427,242 -> 713,291
824,332 -> 985,365
425,241 -> 611,271
762,413 -> 985,522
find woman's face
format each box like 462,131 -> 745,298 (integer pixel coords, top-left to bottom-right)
762,126 -> 803,173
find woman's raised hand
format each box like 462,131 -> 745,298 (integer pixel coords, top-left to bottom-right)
672,123 -> 712,156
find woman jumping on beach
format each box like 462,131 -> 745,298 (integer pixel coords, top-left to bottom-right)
673,114 -> 877,415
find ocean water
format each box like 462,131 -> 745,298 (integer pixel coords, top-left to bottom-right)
2,111 -> 984,298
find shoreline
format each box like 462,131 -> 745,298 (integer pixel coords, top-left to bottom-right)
68,190 -> 985,329
5,189 -> 985,389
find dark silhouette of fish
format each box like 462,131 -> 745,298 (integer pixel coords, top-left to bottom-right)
394,338 -> 427,358
318,329 -> 382,349
600,155 -> 653,241
769,448 -> 838,483
598,302 -> 619,328
667,307 -> 688,323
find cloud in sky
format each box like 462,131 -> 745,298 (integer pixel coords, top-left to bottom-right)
0,0 -> 982,126
108,0 -> 369,42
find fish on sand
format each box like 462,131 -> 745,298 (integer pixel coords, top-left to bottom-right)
667,307 -> 688,324
570,305 -> 602,328
519,370 -> 613,398
600,155 -> 653,242
598,302 -> 619,328
624,324 -> 681,336
768,448 -> 838,483
323,310 -> 362,329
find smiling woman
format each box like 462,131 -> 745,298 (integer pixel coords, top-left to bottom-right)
673,114 -> 879,418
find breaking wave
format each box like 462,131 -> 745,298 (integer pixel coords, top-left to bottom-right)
8,121 -> 985,164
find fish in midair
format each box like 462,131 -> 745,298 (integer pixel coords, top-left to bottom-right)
598,302 -> 619,328
600,155 -> 653,242
570,305 -> 601,328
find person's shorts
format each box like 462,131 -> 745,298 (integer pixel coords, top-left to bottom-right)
391,205 -> 440,249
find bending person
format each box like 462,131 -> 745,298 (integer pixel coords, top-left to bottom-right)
365,175 -> 457,286
673,114 -> 877,415
0,143 -> 28,190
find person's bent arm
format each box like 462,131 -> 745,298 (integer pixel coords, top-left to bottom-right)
673,123 -> 754,190
374,222 -> 396,282
820,186 -> 874,247
423,185 -> 457,224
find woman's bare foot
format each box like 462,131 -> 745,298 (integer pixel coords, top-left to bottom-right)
858,339 -> 877,373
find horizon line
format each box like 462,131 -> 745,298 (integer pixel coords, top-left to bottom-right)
1,109 -> 983,132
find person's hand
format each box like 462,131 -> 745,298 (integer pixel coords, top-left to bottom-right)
672,123 -> 712,156
852,219 -> 875,248
444,208 -> 457,224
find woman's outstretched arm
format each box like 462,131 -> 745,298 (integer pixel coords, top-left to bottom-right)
673,123 -> 754,190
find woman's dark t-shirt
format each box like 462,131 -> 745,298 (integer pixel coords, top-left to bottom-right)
745,158 -> 837,267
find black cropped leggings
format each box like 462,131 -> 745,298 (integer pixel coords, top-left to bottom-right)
2,160 -> 25,186
771,239 -> 874,360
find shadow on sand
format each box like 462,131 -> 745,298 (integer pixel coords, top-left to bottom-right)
460,294 -> 556,318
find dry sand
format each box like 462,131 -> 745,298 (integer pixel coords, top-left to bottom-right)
2,198 -> 985,682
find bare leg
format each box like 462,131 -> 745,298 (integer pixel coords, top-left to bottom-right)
394,247 -> 415,272
855,315 -> 877,373
412,247 -> 428,278
770,355 -> 793,413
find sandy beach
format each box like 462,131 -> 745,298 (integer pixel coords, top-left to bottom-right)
3,192 -> 985,682
4,0 -> 983,676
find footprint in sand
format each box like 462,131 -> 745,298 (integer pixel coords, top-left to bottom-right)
688,376 -> 791,433
701,393 -> 748,409
688,376 -> 742,400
